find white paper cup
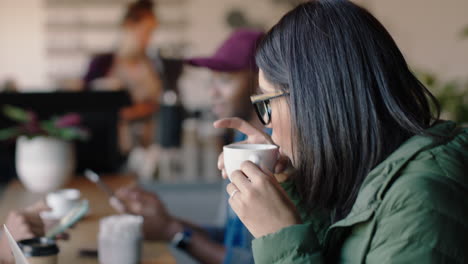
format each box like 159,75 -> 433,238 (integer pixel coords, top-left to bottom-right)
98,215 -> 143,264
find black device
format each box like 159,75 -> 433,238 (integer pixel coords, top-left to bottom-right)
150,54 -> 185,148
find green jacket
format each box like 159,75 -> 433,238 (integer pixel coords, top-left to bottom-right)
252,121 -> 468,263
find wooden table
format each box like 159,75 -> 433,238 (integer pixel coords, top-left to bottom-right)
0,175 -> 176,264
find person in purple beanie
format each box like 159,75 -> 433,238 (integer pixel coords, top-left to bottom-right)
113,29 -> 266,264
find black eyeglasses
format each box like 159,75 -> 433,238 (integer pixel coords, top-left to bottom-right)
250,91 -> 289,125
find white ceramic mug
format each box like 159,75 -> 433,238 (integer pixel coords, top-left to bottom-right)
223,144 -> 279,181
45,189 -> 81,219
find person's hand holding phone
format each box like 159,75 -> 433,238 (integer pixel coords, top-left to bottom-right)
85,169 -> 127,213
0,201 -> 50,262
114,186 -> 181,241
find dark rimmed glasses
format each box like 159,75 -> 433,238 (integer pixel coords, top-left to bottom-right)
250,91 -> 289,125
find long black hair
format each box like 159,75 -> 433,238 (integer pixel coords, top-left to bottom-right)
256,0 -> 440,219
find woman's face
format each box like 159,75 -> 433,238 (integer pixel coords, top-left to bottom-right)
210,71 -> 252,120
123,14 -> 157,53
258,70 -> 293,161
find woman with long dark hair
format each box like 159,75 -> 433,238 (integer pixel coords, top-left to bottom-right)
216,0 -> 468,262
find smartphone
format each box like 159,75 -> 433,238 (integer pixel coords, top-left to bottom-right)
45,200 -> 89,238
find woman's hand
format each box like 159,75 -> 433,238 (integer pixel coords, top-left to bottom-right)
214,117 -> 290,179
226,161 -> 301,238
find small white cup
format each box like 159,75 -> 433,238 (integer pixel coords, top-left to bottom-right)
223,144 -> 279,181
45,189 -> 81,219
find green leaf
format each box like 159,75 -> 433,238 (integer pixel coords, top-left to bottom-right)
0,127 -> 22,141
40,120 -> 58,137
57,127 -> 86,141
1,106 -> 89,141
2,105 -> 31,123
461,25 -> 468,39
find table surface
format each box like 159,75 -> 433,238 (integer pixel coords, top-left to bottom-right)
0,175 -> 176,264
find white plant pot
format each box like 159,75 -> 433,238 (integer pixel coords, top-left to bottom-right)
16,136 -> 75,193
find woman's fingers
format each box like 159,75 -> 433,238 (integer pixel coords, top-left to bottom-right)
221,170 -> 228,179
217,152 -> 224,170
217,152 -> 229,179
227,162 -> 275,205
6,212 -> 34,240
230,170 -> 251,192
226,183 -> 240,198
214,117 -> 272,144
30,224 -> 45,237
240,161 -> 272,184
115,184 -> 141,201
126,200 -> 144,215
226,163 -> 302,238
19,228 -> 34,240
214,117 -> 260,136
274,155 -> 290,173
27,218 -> 45,237
25,200 -> 49,213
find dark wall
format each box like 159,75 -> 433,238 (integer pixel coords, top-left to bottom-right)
0,91 -> 131,181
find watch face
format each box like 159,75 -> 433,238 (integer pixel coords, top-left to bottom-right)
171,228 -> 192,250
171,232 -> 184,246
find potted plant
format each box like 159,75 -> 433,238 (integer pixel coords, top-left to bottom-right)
418,72 -> 468,124
417,25 -> 468,125
0,105 -> 89,193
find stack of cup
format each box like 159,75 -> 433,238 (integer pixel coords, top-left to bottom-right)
98,215 -> 143,264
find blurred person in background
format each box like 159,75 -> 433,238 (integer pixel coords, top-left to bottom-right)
83,0 -> 162,158
113,30 -> 267,264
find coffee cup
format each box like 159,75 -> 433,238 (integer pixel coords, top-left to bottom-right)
98,215 -> 143,264
223,143 -> 279,181
18,237 -> 59,264
45,189 -> 81,219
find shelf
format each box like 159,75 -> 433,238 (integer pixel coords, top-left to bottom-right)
46,41 -> 190,57
45,0 -> 187,8
46,22 -> 118,31
43,0 -> 191,82
46,47 -> 88,56
45,19 -> 188,32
